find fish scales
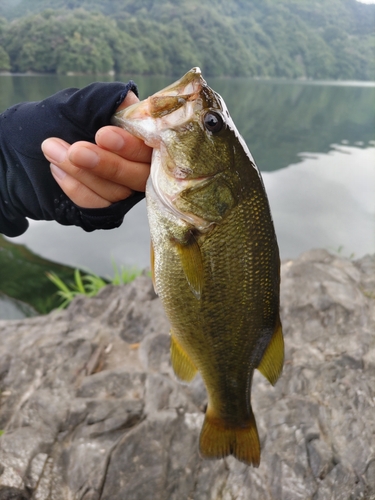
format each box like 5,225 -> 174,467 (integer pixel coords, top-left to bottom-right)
112,68 -> 284,467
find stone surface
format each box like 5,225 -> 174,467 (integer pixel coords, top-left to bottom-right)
0,293 -> 37,321
0,250 -> 374,500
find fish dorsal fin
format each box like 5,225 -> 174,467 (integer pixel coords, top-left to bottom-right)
257,318 -> 284,386
170,331 -> 198,382
150,240 -> 157,294
174,232 -> 204,299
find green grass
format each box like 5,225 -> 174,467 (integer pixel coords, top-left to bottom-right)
0,235 -> 82,314
110,260 -> 143,285
47,262 -> 142,309
328,245 -> 355,260
0,235 -> 143,314
47,268 -> 107,309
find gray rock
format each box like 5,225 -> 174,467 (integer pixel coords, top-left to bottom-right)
0,250 -> 374,499
0,293 -> 37,321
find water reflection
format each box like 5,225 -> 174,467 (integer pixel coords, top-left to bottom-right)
1,75 -> 374,172
263,145 -> 375,259
82,76 -> 375,170
208,78 -> 375,171
9,145 -> 375,275
1,75 -> 374,274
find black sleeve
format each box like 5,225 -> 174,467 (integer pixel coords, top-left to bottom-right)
0,81 -> 145,238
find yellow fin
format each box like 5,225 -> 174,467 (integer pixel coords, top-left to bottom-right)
170,332 -> 198,382
175,233 -> 203,299
257,318 -> 284,386
150,240 -> 157,293
199,407 -> 260,467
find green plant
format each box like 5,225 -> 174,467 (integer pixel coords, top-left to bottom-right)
2,1 -> 374,80
47,268 -> 108,309
0,234 -> 84,314
110,259 -> 142,285
328,245 -> 355,259
47,263 -> 142,309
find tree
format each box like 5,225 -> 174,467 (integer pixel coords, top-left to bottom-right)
0,1 -> 374,79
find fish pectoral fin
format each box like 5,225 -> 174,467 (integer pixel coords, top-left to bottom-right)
170,332 -> 198,382
174,232 -> 203,299
257,317 -> 284,386
199,407 -> 260,467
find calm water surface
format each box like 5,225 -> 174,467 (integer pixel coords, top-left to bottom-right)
1,74 -> 374,276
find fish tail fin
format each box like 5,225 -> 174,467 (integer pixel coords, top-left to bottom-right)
199,408 -> 260,467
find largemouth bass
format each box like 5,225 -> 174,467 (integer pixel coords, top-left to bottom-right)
112,68 -> 284,467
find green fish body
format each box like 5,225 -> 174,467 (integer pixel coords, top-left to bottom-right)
113,68 -> 284,466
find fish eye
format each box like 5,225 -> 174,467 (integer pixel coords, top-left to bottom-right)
203,111 -> 224,133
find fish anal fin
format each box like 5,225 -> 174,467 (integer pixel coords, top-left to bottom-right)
174,232 -> 203,299
199,407 -> 260,467
170,332 -> 198,382
257,317 -> 284,386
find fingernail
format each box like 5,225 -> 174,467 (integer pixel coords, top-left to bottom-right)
98,129 -> 124,151
42,139 -> 68,163
50,163 -> 66,180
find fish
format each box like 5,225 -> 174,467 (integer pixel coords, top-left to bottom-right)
112,67 -> 284,467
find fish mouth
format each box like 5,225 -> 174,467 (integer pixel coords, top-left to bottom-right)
111,67 -> 205,148
149,66 -> 204,102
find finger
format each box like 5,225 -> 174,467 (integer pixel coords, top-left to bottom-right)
99,90 -> 152,162
42,137 -> 69,163
42,138 -> 134,203
95,126 -> 152,164
51,158 -> 133,205
50,164 -> 111,209
67,141 -> 150,193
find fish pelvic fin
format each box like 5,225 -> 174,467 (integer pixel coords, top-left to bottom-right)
170,331 -> 198,382
257,316 -> 284,386
199,408 -> 260,467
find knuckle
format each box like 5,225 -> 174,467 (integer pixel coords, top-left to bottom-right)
109,184 -> 133,202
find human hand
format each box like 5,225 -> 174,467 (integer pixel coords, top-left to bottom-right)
41,92 -> 152,209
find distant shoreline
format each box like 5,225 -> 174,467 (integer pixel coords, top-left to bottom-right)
1,71 -> 375,87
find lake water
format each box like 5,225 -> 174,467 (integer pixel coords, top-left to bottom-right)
1,74 -> 374,277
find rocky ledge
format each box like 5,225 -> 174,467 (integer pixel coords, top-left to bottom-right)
0,249 -> 374,500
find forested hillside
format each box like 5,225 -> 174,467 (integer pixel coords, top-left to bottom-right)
0,0 -> 374,80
